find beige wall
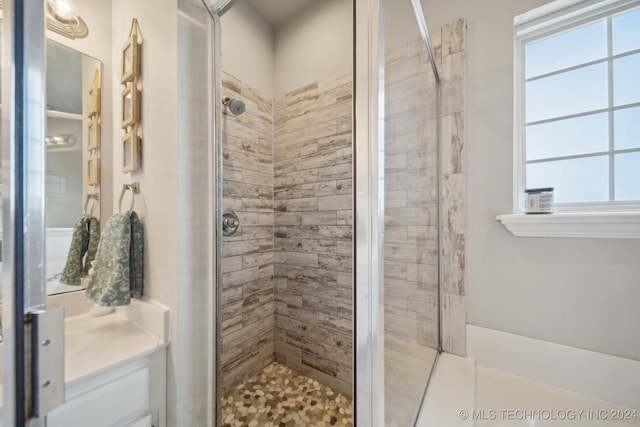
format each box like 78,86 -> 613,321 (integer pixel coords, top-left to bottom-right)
419,0 -> 640,361
384,0 -> 424,51
221,2 -> 275,98
111,0 -> 178,306
112,0 -> 185,425
220,0 -> 352,98
275,0 -> 353,97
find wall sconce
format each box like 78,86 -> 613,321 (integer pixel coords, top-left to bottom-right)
46,0 -> 88,39
47,0 -> 79,22
45,134 -> 78,149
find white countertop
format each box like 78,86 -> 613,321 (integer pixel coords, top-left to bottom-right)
0,299 -> 170,413
63,312 -> 163,386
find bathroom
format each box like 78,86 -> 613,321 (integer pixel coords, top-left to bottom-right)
1,0 -> 639,426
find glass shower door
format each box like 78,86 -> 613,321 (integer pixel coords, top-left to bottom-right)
381,1 -> 442,426
212,1 -> 356,425
2,1 -> 65,425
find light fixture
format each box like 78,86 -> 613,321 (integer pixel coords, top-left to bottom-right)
47,0 -> 79,23
46,0 -> 88,39
45,134 -> 77,149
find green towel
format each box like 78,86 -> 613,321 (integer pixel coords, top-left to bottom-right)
60,214 -> 100,286
129,211 -> 144,299
85,211 -> 144,306
85,213 -> 133,306
85,216 -> 100,275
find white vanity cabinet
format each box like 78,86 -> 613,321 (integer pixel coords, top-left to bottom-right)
42,300 -> 170,427
46,347 -> 166,427
0,302 -> 169,427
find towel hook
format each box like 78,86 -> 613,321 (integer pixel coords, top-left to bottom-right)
84,193 -> 99,216
118,183 -> 140,214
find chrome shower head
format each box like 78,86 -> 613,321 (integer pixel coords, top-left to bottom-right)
222,96 -> 246,116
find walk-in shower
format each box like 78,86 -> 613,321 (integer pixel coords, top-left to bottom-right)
202,0 -> 463,425
0,0 -> 464,425
214,2 -> 355,426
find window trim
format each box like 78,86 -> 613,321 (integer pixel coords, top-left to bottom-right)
504,0 -> 640,238
513,0 -> 640,214
497,212 -> 640,239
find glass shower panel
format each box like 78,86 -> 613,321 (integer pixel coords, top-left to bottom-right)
382,1 -> 440,426
2,1 -> 53,424
0,5 -> 4,417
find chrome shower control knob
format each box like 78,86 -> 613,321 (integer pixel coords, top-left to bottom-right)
222,212 -> 240,236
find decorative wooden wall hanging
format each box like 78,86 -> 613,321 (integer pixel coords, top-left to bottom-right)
87,69 -> 101,185
121,18 -> 142,172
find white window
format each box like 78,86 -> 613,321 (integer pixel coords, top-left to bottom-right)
514,0 -> 640,213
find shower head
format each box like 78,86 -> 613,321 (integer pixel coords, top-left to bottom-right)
222,96 -> 246,116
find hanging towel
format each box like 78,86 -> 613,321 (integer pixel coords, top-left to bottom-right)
85,213 -> 133,306
129,211 -> 144,298
85,216 -> 100,275
60,214 -> 100,286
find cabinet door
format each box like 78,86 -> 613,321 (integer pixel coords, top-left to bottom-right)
47,367 -> 150,427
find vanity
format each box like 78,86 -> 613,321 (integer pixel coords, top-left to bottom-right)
0,299 -> 169,427
0,1 -> 172,424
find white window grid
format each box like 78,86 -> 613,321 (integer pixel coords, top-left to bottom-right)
514,0 -> 640,213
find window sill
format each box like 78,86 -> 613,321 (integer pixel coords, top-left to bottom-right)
496,212 -> 640,239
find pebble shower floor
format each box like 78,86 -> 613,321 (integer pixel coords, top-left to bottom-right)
220,362 -> 354,426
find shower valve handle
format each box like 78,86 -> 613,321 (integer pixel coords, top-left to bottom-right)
225,218 -> 239,228
222,212 -> 240,236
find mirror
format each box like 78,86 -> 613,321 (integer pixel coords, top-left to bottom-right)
45,39 -> 102,296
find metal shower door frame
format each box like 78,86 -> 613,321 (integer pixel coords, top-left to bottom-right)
199,1 -> 223,425
204,0 -> 386,425
353,0 -> 385,425
355,0 -> 445,425
2,0 -> 60,425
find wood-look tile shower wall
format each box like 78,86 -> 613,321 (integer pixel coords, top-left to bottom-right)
220,70 -> 354,396
273,71 -> 353,397
221,73 -> 275,394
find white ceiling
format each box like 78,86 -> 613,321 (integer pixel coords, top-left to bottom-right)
246,0 -> 315,26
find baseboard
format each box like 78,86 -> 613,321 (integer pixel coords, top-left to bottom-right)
467,324 -> 640,410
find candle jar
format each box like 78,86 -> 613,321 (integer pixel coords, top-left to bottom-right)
525,187 -> 554,214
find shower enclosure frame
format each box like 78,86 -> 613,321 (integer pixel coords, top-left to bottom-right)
0,0 -> 446,424
353,0 -> 383,425
203,0 -> 443,424
199,2 -> 223,425
2,0 -> 57,425
354,0 -> 444,425
202,1 -> 384,423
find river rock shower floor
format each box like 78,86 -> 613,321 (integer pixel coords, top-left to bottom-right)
221,362 -> 353,427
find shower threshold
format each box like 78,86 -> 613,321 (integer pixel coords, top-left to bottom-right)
220,362 -> 354,427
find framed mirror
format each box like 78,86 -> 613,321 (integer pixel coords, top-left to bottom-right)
122,126 -> 141,173
45,39 -> 103,296
121,82 -> 140,128
121,24 -> 141,84
88,115 -> 100,150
